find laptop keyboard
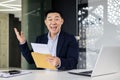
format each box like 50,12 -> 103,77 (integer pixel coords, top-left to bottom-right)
80,70 -> 92,74
68,70 -> 93,77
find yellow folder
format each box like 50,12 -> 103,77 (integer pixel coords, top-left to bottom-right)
31,52 -> 56,70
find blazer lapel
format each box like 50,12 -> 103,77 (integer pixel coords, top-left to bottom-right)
41,33 -> 48,44
56,32 -> 64,56
44,34 -> 48,44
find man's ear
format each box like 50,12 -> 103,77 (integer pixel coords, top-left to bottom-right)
44,20 -> 47,25
61,19 -> 64,25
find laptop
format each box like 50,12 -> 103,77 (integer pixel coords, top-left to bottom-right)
68,46 -> 120,77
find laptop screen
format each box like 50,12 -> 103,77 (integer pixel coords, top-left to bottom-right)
68,46 -> 120,77
91,46 -> 120,77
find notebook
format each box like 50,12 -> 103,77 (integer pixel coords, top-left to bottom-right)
0,70 -> 32,78
68,46 -> 120,77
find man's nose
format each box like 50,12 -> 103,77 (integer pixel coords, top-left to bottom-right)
51,20 -> 56,24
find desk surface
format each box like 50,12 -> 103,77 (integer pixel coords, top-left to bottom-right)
0,70 -> 120,80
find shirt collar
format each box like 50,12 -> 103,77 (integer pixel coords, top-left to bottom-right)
48,31 -> 60,40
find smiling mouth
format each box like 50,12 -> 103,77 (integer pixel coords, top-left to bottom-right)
50,26 -> 57,31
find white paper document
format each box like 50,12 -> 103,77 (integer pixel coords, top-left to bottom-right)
31,43 -> 50,54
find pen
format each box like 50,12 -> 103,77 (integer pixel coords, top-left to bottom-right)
7,70 -> 21,75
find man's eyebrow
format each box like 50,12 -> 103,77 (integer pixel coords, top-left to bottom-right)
47,16 -> 51,18
55,16 -> 60,18
47,16 -> 61,18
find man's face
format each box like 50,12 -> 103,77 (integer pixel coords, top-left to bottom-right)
45,12 -> 64,35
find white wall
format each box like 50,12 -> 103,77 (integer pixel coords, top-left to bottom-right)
86,0 -> 120,69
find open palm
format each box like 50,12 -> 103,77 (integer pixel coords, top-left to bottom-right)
14,28 -> 26,44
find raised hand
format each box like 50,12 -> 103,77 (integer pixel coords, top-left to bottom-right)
14,28 -> 26,44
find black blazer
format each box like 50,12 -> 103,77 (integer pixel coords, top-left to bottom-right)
19,31 -> 79,70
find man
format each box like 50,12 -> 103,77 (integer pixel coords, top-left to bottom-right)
14,10 -> 79,70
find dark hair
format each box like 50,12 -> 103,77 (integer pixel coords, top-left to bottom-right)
44,9 -> 63,19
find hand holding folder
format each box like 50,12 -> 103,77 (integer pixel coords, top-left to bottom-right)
31,52 -> 56,70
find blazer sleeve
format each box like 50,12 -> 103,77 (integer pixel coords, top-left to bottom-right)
19,34 -> 48,64
19,42 -> 34,64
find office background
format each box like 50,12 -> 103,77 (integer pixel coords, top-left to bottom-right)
0,0 -> 120,70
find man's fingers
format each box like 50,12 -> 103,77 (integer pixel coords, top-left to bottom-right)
14,28 -> 18,34
46,56 -> 58,66
21,31 -> 24,37
14,28 -> 20,36
46,57 -> 53,62
14,28 -> 26,43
